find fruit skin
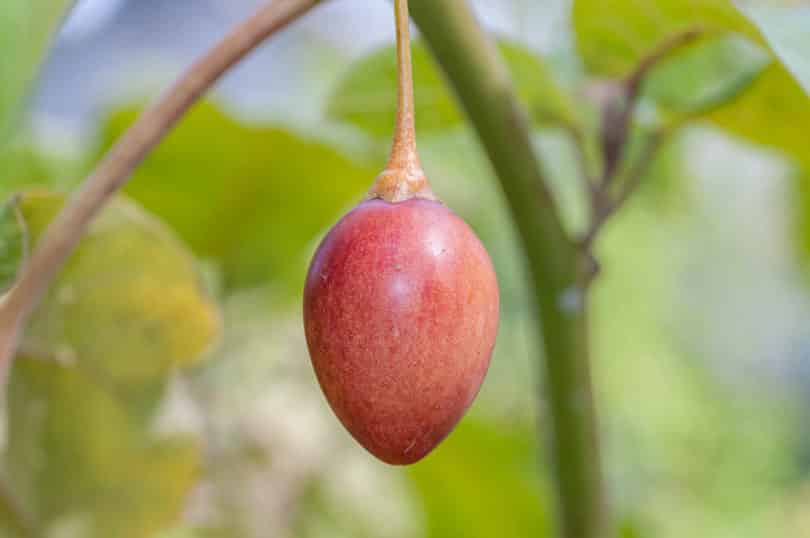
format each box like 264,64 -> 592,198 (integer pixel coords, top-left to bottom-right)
304,198 -> 499,465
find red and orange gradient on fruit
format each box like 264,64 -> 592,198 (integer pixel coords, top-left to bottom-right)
304,197 -> 499,464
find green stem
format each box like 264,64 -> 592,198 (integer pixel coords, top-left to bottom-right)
409,2 -> 607,537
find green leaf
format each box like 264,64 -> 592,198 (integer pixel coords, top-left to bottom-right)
6,357 -> 200,538
0,1 -> 75,144
572,0 -> 810,261
0,196 -> 27,294
98,102 -> 376,290
573,0 -> 810,155
571,0 -> 810,155
643,34 -> 771,116
572,0 -> 761,78
18,190 -> 221,400
328,40 -> 578,138
0,144 -> 56,201
408,418 -> 550,538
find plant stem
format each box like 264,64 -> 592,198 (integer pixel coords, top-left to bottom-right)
625,26 -> 704,99
367,0 -> 433,203
601,27 -> 703,185
0,0 -> 322,371
580,130 -> 664,249
409,2 -> 607,537
389,0 -> 419,172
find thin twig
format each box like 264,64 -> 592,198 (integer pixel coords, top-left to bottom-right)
566,124 -> 597,194
611,131 -> 666,212
581,26 -> 704,256
599,26 -> 703,186
625,26 -> 704,101
580,129 -> 667,250
0,0 -> 323,370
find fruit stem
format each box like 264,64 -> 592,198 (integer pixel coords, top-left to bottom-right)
367,0 -> 436,203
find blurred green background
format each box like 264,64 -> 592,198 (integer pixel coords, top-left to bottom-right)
2,0 -> 810,537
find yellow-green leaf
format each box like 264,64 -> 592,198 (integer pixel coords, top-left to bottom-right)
572,0 -> 810,262
573,0 -> 761,77
19,190 -> 220,395
98,103 -> 376,290
572,0 -> 810,156
7,357 -> 200,538
643,34 -> 771,116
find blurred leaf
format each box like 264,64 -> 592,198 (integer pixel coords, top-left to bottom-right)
7,357 -> 200,538
18,190 -> 220,401
572,0 -> 810,260
618,518 -> 648,538
155,529 -> 214,538
740,6 -> 810,97
0,144 -> 55,201
98,102 -> 375,290
595,175 -> 800,537
0,196 -> 27,293
0,1 -> 74,144
571,0 -> 810,150
4,192 -> 209,537
572,1 -> 761,77
0,482 -> 34,538
408,418 -> 550,538
328,40 -> 578,138
643,34 -> 771,116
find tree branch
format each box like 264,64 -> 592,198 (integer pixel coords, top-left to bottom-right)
0,0 -> 323,371
599,27 -> 703,187
410,2 -> 607,537
579,27 -> 704,258
625,26 -> 704,100
580,130 -> 666,250
566,123 -> 597,195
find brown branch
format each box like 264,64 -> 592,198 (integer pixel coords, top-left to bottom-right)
580,129 -> 667,250
610,131 -> 665,213
625,26 -> 704,101
578,27 -> 704,259
0,0 -> 323,372
599,26 -> 703,186
566,124 -> 597,195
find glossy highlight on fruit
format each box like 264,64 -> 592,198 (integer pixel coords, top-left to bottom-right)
303,198 -> 499,464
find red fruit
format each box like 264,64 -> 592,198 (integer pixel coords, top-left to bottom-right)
303,198 -> 499,464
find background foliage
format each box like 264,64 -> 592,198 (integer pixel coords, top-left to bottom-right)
1,1 -> 810,537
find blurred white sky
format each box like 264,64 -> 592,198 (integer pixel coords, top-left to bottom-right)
60,0 -> 125,39
35,0 -> 570,136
